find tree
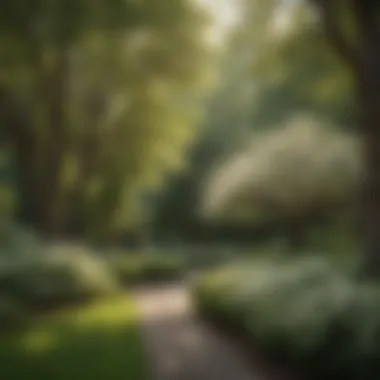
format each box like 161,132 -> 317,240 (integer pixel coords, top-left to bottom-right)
201,114 -> 360,251
153,0 -> 360,245
0,0 -> 213,239
236,0 -> 357,131
309,1 -> 380,275
152,28 -> 256,242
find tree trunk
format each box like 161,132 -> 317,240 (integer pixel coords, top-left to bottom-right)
0,86 -> 39,225
357,67 -> 380,277
311,0 -> 380,277
286,217 -> 307,253
63,90 -> 106,235
37,47 -> 70,236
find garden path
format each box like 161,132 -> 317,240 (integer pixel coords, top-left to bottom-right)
134,283 -> 261,380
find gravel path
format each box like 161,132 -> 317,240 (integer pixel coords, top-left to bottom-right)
133,283 -> 261,380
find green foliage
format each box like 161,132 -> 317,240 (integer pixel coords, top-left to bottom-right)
153,0 -> 358,242
193,256 -> 380,379
184,248 -> 236,270
0,186 -> 16,231
203,115 -> 360,227
110,253 -> 185,284
0,294 -> 26,327
192,263 -> 251,329
0,224 -> 46,258
241,0 -> 356,130
18,246 -> 118,304
1,0 -> 213,237
0,226 -> 118,325
0,295 -> 148,380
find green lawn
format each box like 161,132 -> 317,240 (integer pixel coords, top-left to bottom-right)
0,295 -> 149,380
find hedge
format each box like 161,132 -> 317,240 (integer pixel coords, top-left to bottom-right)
192,256 -> 380,380
0,228 -> 118,326
109,253 -> 185,284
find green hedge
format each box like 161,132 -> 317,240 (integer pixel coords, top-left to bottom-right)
192,256 -> 380,380
110,253 -> 185,284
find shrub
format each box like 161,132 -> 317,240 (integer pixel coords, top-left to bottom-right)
111,253 -> 185,284
192,263 -> 254,330
184,247 -> 236,270
141,254 -> 185,280
192,256 -> 380,379
202,116 -> 360,234
0,230 -> 118,310
110,255 -> 145,283
17,246 -> 118,305
0,225 -> 46,263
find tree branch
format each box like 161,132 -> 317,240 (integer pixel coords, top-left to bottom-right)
311,0 -> 359,67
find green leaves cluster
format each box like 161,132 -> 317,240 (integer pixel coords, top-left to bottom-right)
193,256 -> 380,379
1,0 -> 213,238
201,114 -> 360,249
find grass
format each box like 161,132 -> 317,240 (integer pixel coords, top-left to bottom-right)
0,294 -> 149,380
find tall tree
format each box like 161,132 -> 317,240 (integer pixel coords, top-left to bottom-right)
308,1 -> 380,276
152,0 -> 357,242
237,0 -> 356,130
152,28 -> 255,241
201,114 -> 360,251
0,0 -> 212,239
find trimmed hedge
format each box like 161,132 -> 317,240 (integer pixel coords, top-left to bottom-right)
109,253 -> 185,284
192,256 -> 380,380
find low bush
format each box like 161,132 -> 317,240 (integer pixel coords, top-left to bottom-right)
184,247 -> 237,270
17,245 -> 118,305
110,253 -> 185,284
192,263 -> 254,330
192,255 -> 380,380
0,228 -> 118,323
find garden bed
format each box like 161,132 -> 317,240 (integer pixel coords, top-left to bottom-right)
192,255 -> 380,380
